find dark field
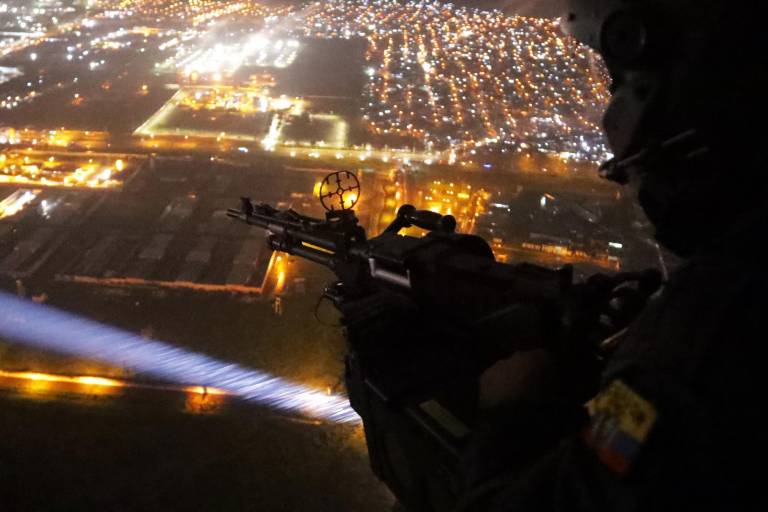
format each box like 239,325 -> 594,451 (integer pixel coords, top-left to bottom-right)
281,115 -> 346,147
0,271 -> 393,511
0,45 -> 174,135
0,393 -> 392,511
151,108 -> 272,139
273,38 -> 367,101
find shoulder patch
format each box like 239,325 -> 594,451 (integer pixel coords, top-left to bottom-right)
583,379 -> 657,475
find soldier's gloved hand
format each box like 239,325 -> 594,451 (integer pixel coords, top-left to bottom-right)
586,268 -> 662,340
478,348 -> 559,410
470,348 -> 589,485
478,342 -> 602,412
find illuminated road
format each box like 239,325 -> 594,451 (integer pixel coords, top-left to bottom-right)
3,125 -> 604,185
0,369 -> 229,415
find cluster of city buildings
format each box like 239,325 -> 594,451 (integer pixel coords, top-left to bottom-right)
0,0 -> 655,295
303,0 -> 611,163
2,0 -> 614,167
97,0 -> 272,26
0,0 -> 82,57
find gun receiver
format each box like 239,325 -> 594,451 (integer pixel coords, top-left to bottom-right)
227,188 -> 637,511
228,198 -> 571,322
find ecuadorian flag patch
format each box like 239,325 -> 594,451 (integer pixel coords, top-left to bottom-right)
583,379 -> 657,475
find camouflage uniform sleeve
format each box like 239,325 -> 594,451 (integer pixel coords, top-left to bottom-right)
459,400 -> 626,512
459,256 -> 765,511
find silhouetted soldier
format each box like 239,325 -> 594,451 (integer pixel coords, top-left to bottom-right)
463,1 -> 767,509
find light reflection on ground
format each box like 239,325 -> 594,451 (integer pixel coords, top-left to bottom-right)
0,369 -> 229,414
0,291 -> 359,423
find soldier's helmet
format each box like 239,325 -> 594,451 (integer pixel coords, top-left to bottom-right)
562,1 -> 768,255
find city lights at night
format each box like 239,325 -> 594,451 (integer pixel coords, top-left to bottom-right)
304,0 -> 611,163
0,0 -> 673,510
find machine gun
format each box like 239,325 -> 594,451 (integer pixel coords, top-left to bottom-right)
227,171 -> 658,511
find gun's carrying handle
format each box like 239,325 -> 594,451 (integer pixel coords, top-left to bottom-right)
386,204 -> 457,234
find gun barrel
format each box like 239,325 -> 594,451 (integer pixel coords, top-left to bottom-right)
226,208 -> 295,231
227,208 -> 340,252
227,207 -> 344,270
286,244 -> 336,267
226,208 -> 255,223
